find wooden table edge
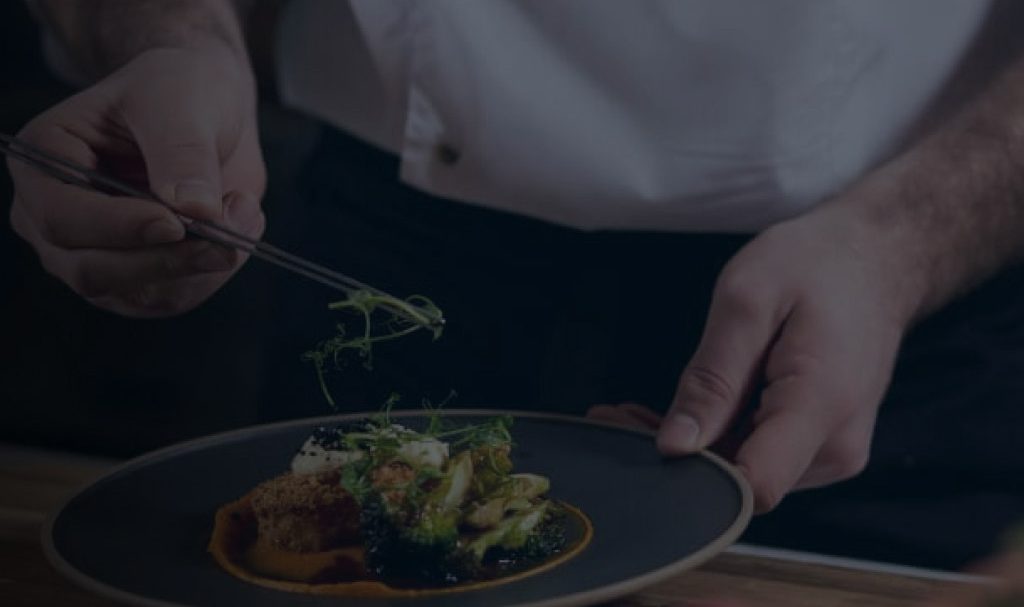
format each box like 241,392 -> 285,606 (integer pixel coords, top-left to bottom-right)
726,543 -> 993,585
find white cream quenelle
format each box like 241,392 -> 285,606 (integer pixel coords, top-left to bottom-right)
289,425 -> 450,475
290,437 -> 365,475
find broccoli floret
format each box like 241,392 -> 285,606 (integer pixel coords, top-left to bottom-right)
361,493 -> 477,584
360,452 -> 478,585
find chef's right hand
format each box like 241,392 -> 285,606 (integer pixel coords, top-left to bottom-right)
8,44 -> 266,317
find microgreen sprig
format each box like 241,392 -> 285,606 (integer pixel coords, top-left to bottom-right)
303,291 -> 444,408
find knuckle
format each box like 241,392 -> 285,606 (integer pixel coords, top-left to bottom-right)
9,202 -> 29,239
10,185 -> 48,239
35,248 -> 60,277
161,297 -> 196,317
38,208 -> 72,247
252,169 -> 268,198
765,352 -> 831,391
30,193 -> 75,246
127,284 -> 160,311
65,260 -> 107,299
127,283 -> 201,317
5,153 -> 19,177
15,119 -> 47,145
248,211 -> 267,240
678,364 -> 737,408
752,481 -> 784,512
160,293 -> 198,317
126,285 -> 171,315
713,271 -> 761,319
823,435 -> 870,481
835,456 -> 869,482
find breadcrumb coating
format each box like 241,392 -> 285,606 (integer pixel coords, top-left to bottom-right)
250,471 -> 360,552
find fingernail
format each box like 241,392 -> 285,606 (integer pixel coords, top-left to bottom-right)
175,181 -> 219,212
661,413 -> 701,452
191,246 -> 234,272
142,219 -> 183,245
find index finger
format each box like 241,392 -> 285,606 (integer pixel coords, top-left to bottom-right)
10,123 -> 185,250
657,274 -> 781,455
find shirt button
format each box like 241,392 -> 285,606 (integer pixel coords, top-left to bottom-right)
436,143 -> 461,166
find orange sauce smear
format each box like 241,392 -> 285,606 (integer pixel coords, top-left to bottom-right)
208,492 -> 593,598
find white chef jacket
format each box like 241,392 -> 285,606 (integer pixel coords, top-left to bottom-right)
276,1 -> 996,233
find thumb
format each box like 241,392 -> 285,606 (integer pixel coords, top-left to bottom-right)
658,283 -> 777,455
130,113 -> 224,222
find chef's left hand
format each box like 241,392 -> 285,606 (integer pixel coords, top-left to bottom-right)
591,201 -> 920,512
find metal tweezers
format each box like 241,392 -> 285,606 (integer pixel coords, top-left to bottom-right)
0,132 -> 444,329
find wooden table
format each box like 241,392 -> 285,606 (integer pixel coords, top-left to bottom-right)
0,443 -> 987,607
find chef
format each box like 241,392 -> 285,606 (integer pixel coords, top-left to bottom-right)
11,0 -> 1024,568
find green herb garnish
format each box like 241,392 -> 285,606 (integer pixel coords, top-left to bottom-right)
303,290 -> 444,407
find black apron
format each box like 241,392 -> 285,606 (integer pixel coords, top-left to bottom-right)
259,126 -> 1024,570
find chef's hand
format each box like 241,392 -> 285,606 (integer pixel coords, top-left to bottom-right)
658,204 -> 912,512
9,44 -> 265,317
590,199 -> 917,513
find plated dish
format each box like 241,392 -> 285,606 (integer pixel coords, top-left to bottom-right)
209,413 -> 593,596
45,411 -> 752,607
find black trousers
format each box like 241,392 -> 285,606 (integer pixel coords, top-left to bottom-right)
260,126 -> 1024,570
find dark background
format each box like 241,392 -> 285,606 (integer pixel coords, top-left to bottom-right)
0,2 -> 734,455
0,2 -> 295,455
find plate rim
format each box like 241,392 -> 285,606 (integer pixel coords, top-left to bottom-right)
42,409 -> 753,607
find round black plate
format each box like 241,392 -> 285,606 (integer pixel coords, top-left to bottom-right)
45,411 -> 751,607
